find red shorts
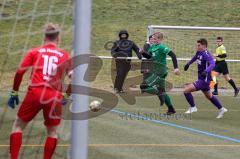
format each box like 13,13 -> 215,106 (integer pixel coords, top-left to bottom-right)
17,86 -> 63,127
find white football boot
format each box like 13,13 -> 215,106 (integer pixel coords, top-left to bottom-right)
185,106 -> 198,114
216,107 -> 228,119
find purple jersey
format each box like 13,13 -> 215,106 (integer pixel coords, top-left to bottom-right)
187,50 -> 215,82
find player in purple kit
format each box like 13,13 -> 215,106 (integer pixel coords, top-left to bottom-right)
183,38 -> 227,119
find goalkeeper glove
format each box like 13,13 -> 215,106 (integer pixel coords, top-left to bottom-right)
184,64 -> 190,71
7,90 -> 19,109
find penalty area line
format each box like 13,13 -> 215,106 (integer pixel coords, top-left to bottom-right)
111,109 -> 240,143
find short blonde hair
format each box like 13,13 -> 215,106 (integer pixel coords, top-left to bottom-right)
43,23 -> 60,41
43,23 -> 60,34
153,32 -> 163,40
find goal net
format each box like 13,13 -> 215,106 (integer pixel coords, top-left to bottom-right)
147,25 -> 240,89
0,0 -> 73,92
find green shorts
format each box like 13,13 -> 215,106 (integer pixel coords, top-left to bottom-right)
144,73 -> 167,89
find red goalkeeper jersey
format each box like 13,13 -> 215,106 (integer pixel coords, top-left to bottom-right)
13,43 -> 71,91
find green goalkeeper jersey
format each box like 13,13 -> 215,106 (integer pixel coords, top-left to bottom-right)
148,43 -> 170,75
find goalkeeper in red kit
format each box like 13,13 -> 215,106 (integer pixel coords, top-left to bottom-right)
8,23 -> 71,159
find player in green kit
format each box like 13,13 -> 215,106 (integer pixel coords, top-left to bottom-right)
140,32 -> 180,115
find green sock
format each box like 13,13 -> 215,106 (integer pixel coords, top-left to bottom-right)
164,94 -> 173,108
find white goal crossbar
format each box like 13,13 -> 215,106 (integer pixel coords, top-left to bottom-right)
147,25 -> 240,37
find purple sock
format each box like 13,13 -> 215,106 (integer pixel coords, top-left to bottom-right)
184,93 -> 195,107
210,96 -> 222,109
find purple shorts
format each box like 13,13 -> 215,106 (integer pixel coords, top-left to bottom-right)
193,80 -> 210,92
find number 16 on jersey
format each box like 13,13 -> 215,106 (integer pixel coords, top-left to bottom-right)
42,55 -> 58,81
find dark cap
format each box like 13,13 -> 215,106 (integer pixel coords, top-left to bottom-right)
118,29 -> 129,39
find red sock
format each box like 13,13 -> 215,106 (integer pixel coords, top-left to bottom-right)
10,132 -> 22,159
44,137 -> 57,159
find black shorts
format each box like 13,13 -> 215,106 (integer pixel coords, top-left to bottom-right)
213,61 -> 229,75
